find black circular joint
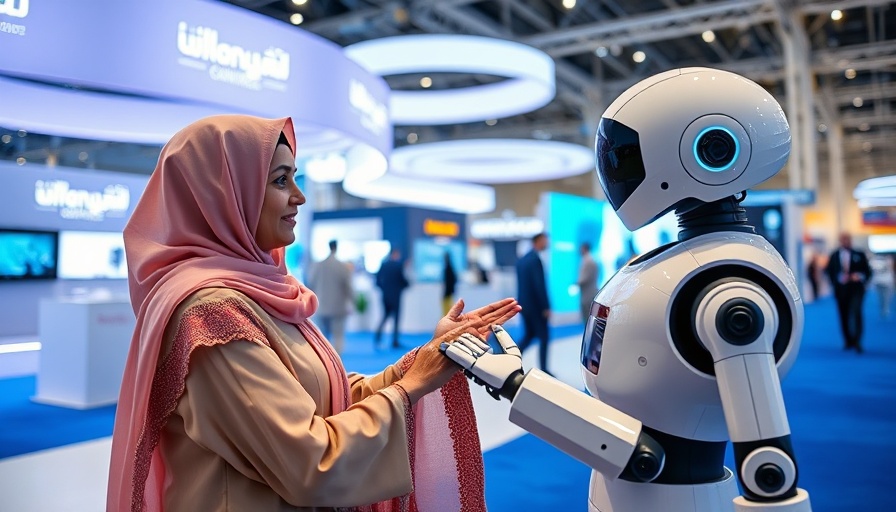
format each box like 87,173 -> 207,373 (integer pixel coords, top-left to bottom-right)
716,298 -> 764,346
696,129 -> 737,169
755,463 -> 786,493
630,452 -> 661,482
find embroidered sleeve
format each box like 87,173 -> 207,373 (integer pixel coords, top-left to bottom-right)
133,294 -> 270,510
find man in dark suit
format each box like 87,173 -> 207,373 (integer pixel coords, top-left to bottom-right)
825,232 -> 872,353
516,232 -> 552,373
375,248 -> 409,349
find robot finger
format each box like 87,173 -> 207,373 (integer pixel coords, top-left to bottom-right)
440,342 -> 478,369
455,333 -> 489,357
491,325 -> 521,357
460,332 -> 491,353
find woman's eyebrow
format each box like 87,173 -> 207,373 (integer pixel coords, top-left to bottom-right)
269,164 -> 296,174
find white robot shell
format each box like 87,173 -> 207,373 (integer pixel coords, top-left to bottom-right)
595,67 -> 792,231
580,232 -> 804,441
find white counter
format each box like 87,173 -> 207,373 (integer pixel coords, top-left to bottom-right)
34,298 -> 134,409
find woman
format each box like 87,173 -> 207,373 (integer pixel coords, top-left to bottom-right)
107,115 -> 520,511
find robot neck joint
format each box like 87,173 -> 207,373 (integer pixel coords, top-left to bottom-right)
676,195 -> 755,241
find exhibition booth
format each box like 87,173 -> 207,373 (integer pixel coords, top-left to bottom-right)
308,206 -> 511,333
0,162 -> 146,400
0,0 -> 392,401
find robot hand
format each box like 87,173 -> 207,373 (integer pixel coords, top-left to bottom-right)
440,325 -> 526,401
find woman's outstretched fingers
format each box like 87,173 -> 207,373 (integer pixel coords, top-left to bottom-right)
447,299 -> 465,321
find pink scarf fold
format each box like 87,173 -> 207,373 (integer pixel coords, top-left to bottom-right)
107,115 -> 484,512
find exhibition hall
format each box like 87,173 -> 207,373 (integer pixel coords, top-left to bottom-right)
1,1 -> 894,511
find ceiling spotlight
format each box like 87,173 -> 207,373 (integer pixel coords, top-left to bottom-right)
862,142 -> 873,152
562,0 -> 576,9
853,97 -> 863,107
16,157 -> 25,165
831,10 -> 843,21
420,76 -> 432,88
858,123 -> 870,132
17,129 -> 26,137
817,123 -> 827,133
702,31 -> 716,43
407,132 -> 418,144
78,151 -> 89,162
292,0 -> 308,6
0,134 -> 11,144
594,46 -> 608,58
845,68 -> 857,79
289,13 -> 304,25
486,119 -> 497,126
632,51 -> 646,63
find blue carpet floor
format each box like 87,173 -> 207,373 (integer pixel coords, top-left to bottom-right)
1,296 -> 894,512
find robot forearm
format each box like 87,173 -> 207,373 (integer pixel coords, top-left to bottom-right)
442,328 -> 664,482
510,368 -> 665,481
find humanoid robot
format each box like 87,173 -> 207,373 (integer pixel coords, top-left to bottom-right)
442,68 -> 812,511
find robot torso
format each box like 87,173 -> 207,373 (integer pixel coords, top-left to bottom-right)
580,230 -> 803,441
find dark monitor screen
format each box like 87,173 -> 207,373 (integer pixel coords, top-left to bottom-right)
0,229 -> 59,280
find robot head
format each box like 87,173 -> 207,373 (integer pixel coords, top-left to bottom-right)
595,68 -> 791,231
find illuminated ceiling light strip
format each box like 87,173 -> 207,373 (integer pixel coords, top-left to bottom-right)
304,153 -> 348,183
343,166 -> 495,214
858,198 -> 896,208
854,176 -> 896,207
390,139 -> 594,184
345,35 -> 555,125
0,342 -> 41,354
854,175 -> 896,192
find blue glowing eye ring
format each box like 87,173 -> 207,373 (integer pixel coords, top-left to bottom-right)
693,126 -> 740,172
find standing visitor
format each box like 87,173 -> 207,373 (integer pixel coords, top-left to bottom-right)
515,232 -> 552,374
442,251 -> 458,316
375,249 -> 409,349
307,239 -> 353,353
825,232 -> 872,353
576,242 -> 599,323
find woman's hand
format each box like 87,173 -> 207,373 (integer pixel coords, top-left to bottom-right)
397,325 -> 471,403
433,298 -> 521,341
397,298 -> 520,403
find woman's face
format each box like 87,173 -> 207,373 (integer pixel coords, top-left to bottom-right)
256,143 -> 305,252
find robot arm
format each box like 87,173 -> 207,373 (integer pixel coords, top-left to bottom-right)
442,326 -> 665,482
693,277 -> 811,510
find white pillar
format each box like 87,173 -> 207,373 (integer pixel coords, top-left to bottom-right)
792,10 -> 819,195
828,121 -> 846,237
780,26 -> 803,191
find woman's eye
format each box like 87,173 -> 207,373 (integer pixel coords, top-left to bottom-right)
274,175 -> 289,187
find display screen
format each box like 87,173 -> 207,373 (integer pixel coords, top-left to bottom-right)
58,231 -> 127,279
413,239 -> 465,283
0,229 -> 58,280
743,204 -> 786,257
544,191 -> 678,315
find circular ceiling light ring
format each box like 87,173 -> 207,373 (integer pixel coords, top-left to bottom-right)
390,139 -> 594,184
345,35 -> 556,125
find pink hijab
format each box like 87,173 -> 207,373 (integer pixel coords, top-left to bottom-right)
107,115 -> 484,511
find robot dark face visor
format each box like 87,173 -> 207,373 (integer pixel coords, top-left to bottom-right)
595,118 -> 647,212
